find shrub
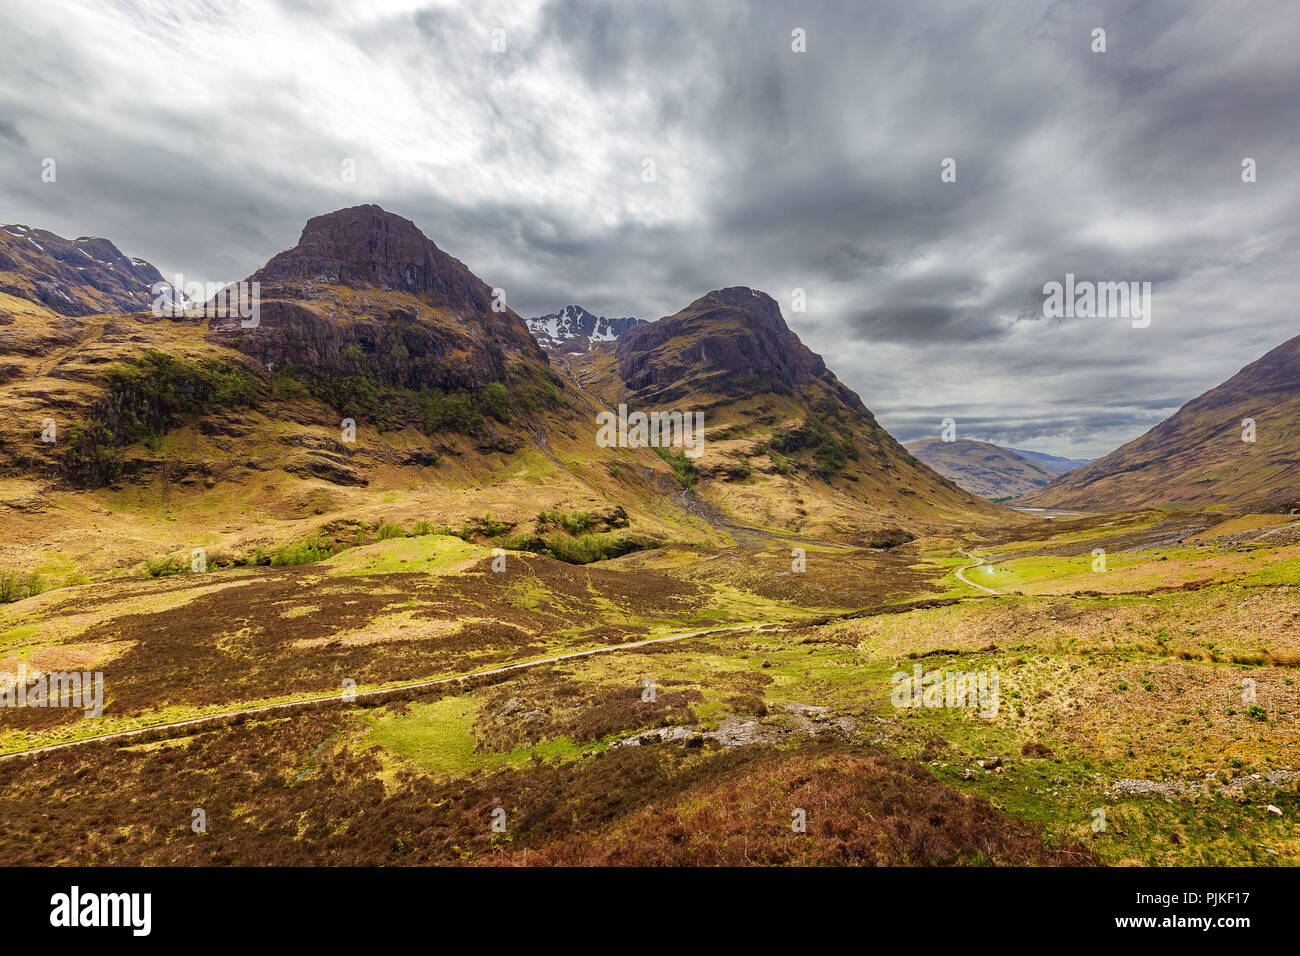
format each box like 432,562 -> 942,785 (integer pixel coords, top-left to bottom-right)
769,415 -> 859,479
497,531 -> 659,565
269,536 -> 338,566
653,447 -> 699,487
537,509 -> 596,536
142,556 -> 185,578
62,350 -> 262,486
0,570 -> 48,603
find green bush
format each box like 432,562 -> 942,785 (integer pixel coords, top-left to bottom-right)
142,556 -> 185,578
497,532 -> 658,565
0,570 -> 47,603
653,447 -> 699,487
537,509 -> 596,535
268,536 -> 338,566
769,415 -> 859,479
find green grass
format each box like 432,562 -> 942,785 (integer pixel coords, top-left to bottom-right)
323,535 -> 485,576
363,694 -> 583,774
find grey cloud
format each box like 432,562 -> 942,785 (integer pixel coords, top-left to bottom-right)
0,120 -> 25,146
1,0 -> 1298,460
845,305 -> 1007,345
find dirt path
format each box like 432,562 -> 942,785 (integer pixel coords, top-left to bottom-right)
955,548 -> 1001,596
0,622 -> 774,762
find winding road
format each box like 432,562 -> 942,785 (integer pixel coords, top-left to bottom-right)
955,547 -> 1001,596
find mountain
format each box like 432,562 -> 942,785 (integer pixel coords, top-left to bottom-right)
1022,333 -> 1300,511
0,208 -> 999,581
218,203 -> 548,388
905,438 -> 1059,499
527,305 -> 644,354
563,286 -> 1000,541
1006,448 -> 1093,474
0,223 -> 184,316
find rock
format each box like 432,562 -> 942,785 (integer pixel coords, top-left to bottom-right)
761,659 -> 772,668
495,697 -> 521,718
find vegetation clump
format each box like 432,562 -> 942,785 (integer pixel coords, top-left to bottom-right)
652,447 -> 699,487
769,415 -> 859,479
62,350 -> 262,486
0,570 -> 45,603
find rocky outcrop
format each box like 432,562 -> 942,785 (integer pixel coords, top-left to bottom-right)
210,299 -> 513,390
250,204 -> 495,313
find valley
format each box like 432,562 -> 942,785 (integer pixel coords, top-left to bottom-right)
0,206 -> 1295,869
1,505 -> 1296,866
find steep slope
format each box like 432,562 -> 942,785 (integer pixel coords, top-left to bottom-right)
905,438 -> 1059,499
527,305 -> 644,354
0,208 -> 662,575
0,224 -> 183,316
1023,333 -> 1300,511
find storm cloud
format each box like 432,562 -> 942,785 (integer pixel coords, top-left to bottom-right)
1,0 -> 1297,458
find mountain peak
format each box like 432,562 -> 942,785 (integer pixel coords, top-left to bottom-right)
249,204 -> 493,312
616,286 -> 841,405
527,303 -> 645,353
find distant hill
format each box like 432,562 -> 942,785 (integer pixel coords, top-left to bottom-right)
1022,333 -> 1300,512
904,438 -> 1060,499
1006,448 -> 1094,474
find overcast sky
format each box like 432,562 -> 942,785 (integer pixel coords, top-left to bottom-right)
2,0 -> 1298,458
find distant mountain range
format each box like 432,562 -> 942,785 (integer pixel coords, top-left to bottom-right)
904,438 -> 1084,499
526,304 -> 645,353
1023,333 -> 1300,512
